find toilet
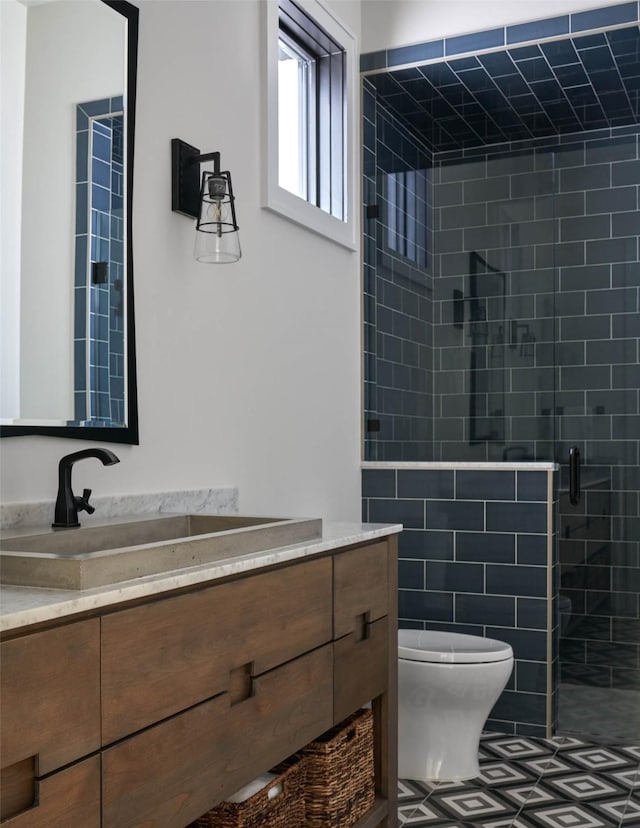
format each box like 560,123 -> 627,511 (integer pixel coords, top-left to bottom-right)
398,629 -> 514,782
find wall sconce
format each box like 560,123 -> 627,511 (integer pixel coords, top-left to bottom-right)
171,138 -> 241,264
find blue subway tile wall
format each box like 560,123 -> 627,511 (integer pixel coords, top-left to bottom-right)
74,99 -> 125,427
363,78 -> 435,461
363,465 -> 557,736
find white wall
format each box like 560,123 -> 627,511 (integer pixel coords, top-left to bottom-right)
0,0 -> 363,524
361,0 -> 631,53
0,0 -> 26,419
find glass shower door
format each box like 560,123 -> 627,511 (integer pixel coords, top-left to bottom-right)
554,133 -> 640,742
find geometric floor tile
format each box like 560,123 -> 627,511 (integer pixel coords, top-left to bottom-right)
550,735 -> 588,749
398,778 -> 430,801
520,802 -> 618,827
594,797 -> 640,822
565,747 -> 633,771
477,762 -> 533,786
500,784 -> 557,808
419,778 -> 468,793
609,768 -> 640,789
438,789 -> 515,819
400,732 -> 640,828
484,737 -> 551,761
398,800 -> 448,824
521,756 -> 574,777
546,774 -> 622,800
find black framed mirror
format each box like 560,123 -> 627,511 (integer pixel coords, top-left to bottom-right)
0,0 -> 139,444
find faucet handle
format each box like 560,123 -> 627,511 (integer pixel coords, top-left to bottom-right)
76,488 -> 96,515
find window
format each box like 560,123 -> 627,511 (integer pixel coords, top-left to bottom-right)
384,170 -> 428,268
263,0 -> 357,249
278,35 -> 311,202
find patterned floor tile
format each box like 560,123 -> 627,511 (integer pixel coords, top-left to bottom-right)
481,736 -> 553,761
518,801 -> 620,827
594,797 -> 640,823
419,779 -> 471,795
398,801 -> 438,824
476,761 -> 537,787
563,746 -> 636,771
520,755 -> 575,777
498,783 -> 558,809
549,735 -> 589,750
544,773 -> 627,801
433,788 -> 518,821
397,798 -> 459,824
399,778 -> 431,802
400,733 -> 640,828
606,769 -> 640,791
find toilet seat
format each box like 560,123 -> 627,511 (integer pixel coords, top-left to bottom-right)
399,629 -> 513,664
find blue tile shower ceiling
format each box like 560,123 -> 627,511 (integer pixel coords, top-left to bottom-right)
364,21 -> 640,153
74,97 -> 125,427
363,466 -> 559,737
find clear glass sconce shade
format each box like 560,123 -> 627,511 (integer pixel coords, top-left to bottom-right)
194,170 -> 241,264
194,226 -> 242,263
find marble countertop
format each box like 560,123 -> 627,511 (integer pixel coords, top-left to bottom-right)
0,521 -> 402,633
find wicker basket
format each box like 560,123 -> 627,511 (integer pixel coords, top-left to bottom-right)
302,709 -> 375,828
191,757 -> 306,828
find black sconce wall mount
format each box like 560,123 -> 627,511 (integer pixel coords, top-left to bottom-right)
171,138 -> 241,264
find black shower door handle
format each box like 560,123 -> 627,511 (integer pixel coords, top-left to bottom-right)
569,446 -> 581,506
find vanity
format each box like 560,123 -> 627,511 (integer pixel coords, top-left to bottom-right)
0,521 -> 400,828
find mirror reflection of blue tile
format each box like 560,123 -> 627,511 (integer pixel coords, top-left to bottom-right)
74,98 -> 125,427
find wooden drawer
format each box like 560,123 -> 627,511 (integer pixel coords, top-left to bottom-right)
102,643 -> 333,828
0,619 -> 100,776
334,616 -> 389,724
333,543 -> 389,639
0,755 -> 100,827
102,556 -> 332,743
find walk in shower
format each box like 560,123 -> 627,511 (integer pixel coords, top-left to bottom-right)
361,5 -> 639,741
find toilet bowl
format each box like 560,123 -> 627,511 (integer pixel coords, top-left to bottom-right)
398,629 -> 514,782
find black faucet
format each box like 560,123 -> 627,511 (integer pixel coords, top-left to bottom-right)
52,448 -> 120,529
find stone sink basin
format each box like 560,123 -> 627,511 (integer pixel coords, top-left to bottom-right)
0,513 -> 322,590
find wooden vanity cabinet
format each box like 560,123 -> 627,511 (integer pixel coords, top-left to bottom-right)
101,557 -> 333,743
0,535 -> 398,828
0,620 -> 101,825
332,541 -> 398,822
103,646 -> 334,828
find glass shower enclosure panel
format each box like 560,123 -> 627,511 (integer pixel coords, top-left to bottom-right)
432,147 -> 557,464
553,132 -> 640,742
